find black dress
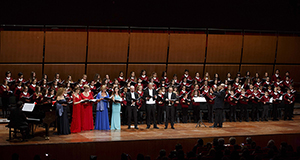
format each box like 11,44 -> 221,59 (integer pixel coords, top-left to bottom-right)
56,99 -> 70,135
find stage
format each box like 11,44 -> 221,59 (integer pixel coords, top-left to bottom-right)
1,115 -> 300,159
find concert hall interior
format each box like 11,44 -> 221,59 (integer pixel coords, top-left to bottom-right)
1,1 -> 300,160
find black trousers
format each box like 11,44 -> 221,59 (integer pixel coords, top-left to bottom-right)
157,104 -> 164,124
239,103 -> 249,121
182,108 -> 188,123
214,109 -> 223,127
127,105 -> 137,127
193,105 -> 200,122
262,104 -> 270,120
207,103 -> 214,123
146,104 -> 157,127
272,103 -> 279,120
165,106 -> 175,127
284,103 -> 293,120
251,103 -> 259,121
229,105 -> 236,121
122,104 -> 128,125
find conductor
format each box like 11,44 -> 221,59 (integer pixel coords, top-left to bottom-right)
210,84 -> 226,128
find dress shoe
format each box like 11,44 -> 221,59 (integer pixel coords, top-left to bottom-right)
127,126 -> 131,129
146,126 -> 150,129
171,126 -> 175,129
135,127 -> 139,129
209,125 -> 217,128
164,126 -> 167,129
217,125 -> 222,128
154,126 -> 159,129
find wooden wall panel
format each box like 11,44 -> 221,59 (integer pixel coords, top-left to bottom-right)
44,64 -> 85,82
0,31 -> 43,62
168,34 -> 206,63
276,36 -> 300,63
129,33 -> 168,62
167,64 -> 204,80
87,64 -> 126,81
88,32 -> 129,62
206,35 -> 242,63
275,65 -> 300,83
240,65 -> 274,78
45,32 -> 87,62
0,64 -> 42,81
242,35 -> 277,63
127,64 -> 166,78
204,65 -> 239,80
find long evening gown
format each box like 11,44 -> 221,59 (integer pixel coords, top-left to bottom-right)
56,99 -> 70,135
111,95 -> 121,130
70,94 -> 82,133
94,91 -> 110,130
80,92 -> 94,131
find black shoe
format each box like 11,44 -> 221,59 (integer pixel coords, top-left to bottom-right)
234,120 -> 237,122
217,125 -> 222,128
274,119 -> 279,121
164,126 -> 167,129
209,125 -> 217,128
288,119 -> 293,121
251,120 -> 255,122
135,127 -> 139,129
229,120 -> 232,122
154,126 -> 159,129
127,126 -> 131,129
246,120 -> 249,122
265,119 -> 268,121
171,126 -> 175,129
146,126 -> 150,129
239,120 -> 242,122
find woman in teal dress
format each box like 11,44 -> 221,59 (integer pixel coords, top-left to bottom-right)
111,87 -> 121,130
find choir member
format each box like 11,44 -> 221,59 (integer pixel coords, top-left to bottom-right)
194,72 -> 202,83
181,69 -> 192,81
42,74 -> 48,81
161,71 -> 169,84
41,79 -> 49,90
284,71 -> 293,83
251,88 -> 261,121
143,83 -> 159,129
271,69 -> 281,83
51,80 -> 59,93
29,79 -> 37,94
262,72 -> 269,82
128,71 -> 137,83
274,77 -> 283,88
29,71 -> 37,83
140,70 -> 148,82
180,93 -> 190,123
126,86 -> 139,129
172,74 -> 179,84
20,86 -> 31,103
0,80 -> 11,117
117,71 -> 125,85
111,87 -> 122,130
233,78 -> 240,89
81,74 -> 88,85
156,88 -> 165,125
191,90 -> 201,123
70,87 -> 82,133
253,72 -> 260,83
17,72 -> 26,84
272,87 -> 281,121
67,75 -> 74,84
239,89 -> 249,122
93,74 -> 101,87
152,72 -> 159,84
14,81 -> 23,101
228,90 -> 238,122
121,87 -> 128,125
289,84 -> 296,117
283,89 -> 295,120
226,72 -> 233,82
81,85 -> 95,130
136,85 -> 144,124
105,74 -> 113,84
48,89 -> 56,101
203,72 -> 210,81
205,87 -> 215,123
55,88 -> 70,135
33,86 -> 43,104
254,78 -> 262,88
95,85 -> 110,130
283,76 -> 291,89
245,71 -> 251,79
5,71 -> 14,84
164,87 -> 176,129
261,91 -> 271,121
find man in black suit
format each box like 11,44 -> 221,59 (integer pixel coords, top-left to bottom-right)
210,84 -> 226,128
8,101 -> 29,140
164,87 -> 177,129
126,86 -> 139,129
143,83 -> 159,129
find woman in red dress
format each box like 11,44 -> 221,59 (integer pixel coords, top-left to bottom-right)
71,87 -> 82,133
80,85 -> 94,131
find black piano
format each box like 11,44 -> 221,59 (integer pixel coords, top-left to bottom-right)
23,103 -> 56,138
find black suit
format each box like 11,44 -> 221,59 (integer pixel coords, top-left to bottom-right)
126,91 -> 139,128
164,92 -> 177,128
143,89 -> 158,127
212,89 -> 226,127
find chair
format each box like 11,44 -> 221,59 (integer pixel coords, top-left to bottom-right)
5,124 -> 28,141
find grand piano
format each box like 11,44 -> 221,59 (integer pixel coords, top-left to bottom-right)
23,102 -> 56,139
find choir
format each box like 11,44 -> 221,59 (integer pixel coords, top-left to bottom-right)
0,69 -> 296,134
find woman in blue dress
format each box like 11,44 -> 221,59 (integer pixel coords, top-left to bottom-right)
95,85 -> 110,130
111,87 -> 121,130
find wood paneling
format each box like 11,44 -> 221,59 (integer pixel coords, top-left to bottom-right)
242,35 -> 277,63
87,64 -> 126,81
127,64 -> 166,78
0,31 -> 43,62
275,65 -> 300,83
167,64 -> 204,80
129,33 -> 168,62
45,32 -> 87,62
276,36 -> 300,63
88,32 -> 129,62
240,65 -> 274,78
168,34 -> 206,63
204,65 -> 239,80
207,35 -> 242,63
0,64 -> 42,81
44,64 -> 85,82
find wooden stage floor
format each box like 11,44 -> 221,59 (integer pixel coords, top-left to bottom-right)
1,115 -> 300,146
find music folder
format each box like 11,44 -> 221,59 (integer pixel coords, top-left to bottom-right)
22,103 -> 36,112
194,97 -> 206,102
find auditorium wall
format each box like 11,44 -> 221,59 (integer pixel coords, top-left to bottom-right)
0,30 -> 299,84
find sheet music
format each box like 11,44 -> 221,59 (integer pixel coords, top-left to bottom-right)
22,103 -> 35,112
194,97 -> 207,102
269,97 -> 273,103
